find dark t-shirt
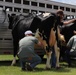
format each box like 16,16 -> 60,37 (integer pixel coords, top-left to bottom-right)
59,22 -> 64,26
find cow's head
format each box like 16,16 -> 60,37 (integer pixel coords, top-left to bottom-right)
8,14 -> 16,29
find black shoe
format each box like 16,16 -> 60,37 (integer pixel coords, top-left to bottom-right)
21,68 -> 26,71
26,64 -> 33,71
68,64 -> 72,67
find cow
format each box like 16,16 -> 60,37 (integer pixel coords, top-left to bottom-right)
8,12 -> 64,69
60,20 -> 76,66
61,20 -> 76,43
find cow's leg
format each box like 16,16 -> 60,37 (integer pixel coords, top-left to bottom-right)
45,28 -> 56,69
46,51 -> 52,69
41,40 -> 51,69
45,27 -> 56,69
54,41 -> 60,68
35,29 -> 51,69
11,39 -> 19,66
55,47 -> 60,68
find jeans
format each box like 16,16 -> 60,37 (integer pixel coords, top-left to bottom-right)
51,47 -> 56,68
20,54 -> 42,69
65,49 -> 71,66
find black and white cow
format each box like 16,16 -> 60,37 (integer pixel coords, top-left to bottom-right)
61,20 -> 76,43
60,20 -> 76,65
8,13 -> 63,69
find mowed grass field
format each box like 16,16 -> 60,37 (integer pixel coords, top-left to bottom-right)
0,55 -> 76,75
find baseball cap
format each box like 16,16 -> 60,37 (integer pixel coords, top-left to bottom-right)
24,30 -> 34,35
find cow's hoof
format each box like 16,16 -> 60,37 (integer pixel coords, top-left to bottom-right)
11,63 -> 16,66
56,66 -> 62,70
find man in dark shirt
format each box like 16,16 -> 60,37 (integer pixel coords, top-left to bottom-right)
51,9 -> 76,68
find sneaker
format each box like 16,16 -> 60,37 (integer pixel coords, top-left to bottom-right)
21,68 -> 26,71
26,64 -> 33,71
68,64 -> 72,67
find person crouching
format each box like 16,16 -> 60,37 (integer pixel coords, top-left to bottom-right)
17,30 -> 42,71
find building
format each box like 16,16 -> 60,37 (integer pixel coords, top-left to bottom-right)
0,0 -> 76,54
0,0 -> 76,16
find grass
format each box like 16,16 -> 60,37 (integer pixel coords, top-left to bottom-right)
0,55 -> 14,61
0,55 -> 76,75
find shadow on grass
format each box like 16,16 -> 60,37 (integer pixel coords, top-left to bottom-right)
50,67 -> 70,73
0,60 -> 76,73
33,66 -> 71,73
0,61 -> 12,66
60,60 -> 76,68
0,60 -> 20,66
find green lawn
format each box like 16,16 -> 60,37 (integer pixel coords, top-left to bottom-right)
0,55 -> 76,75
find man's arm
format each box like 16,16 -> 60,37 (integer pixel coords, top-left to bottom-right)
37,41 -> 43,46
63,18 -> 76,25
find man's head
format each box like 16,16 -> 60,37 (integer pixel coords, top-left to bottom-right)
24,30 -> 34,36
56,9 -> 64,20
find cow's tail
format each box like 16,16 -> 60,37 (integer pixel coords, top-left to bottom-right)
35,28 -> 40,38
11,57 -> 16,66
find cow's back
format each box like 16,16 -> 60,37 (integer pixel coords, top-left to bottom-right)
61,22 -> 76,43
